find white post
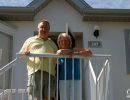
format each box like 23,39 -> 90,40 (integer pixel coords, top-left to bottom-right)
14,56 -> 28,100
66,23 -> 68,35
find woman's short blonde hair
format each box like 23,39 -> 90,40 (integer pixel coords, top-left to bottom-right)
57,33 -> 72,48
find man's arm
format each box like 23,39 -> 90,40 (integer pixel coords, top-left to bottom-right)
19,38 -> 31,56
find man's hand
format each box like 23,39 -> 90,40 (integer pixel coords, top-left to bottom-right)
19,51 -> 30,59
24,51 -> 30,56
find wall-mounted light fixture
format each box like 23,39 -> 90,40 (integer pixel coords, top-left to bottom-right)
93,25 -> 100,38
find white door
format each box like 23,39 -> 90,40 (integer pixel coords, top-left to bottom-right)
0,32 -> 12,89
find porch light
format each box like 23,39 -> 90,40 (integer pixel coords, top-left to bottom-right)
93,25 -> 100,38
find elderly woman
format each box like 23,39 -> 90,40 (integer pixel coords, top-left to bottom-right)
57,33 -> 92,100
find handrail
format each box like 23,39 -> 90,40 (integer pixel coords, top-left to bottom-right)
0,53 -> 111,77
0,58 -> 17,76
0,53 -> 111,78
16,53 -> 111,58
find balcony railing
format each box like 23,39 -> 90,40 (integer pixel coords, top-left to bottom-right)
0,53 -> 111,100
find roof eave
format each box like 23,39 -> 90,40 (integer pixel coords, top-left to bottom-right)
28,0 -> 93,15
83,9 -> 130,22
27,0 -> 52,15
0,7 -> 35,21
66,0 -> 92,15
0,0 -> 92,21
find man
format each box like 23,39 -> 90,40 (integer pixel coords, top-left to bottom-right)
20,20 -> 58,100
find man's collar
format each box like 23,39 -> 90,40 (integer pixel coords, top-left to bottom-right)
34,35 -> 51,41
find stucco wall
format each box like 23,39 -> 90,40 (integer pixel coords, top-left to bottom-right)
6,0 -> 130,100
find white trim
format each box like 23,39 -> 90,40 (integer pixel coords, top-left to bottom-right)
0,20 -> 18,29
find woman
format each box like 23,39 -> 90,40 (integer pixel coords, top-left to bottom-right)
57,33 -> 92,100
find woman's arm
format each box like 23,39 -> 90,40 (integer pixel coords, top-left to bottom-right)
73,48 -> 92,57
57,49 -> 73,55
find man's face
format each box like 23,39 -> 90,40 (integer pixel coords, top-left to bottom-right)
38,21 -> 50,40
59,36 -> 71,49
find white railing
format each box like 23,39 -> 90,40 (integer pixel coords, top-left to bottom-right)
0,53 -> 111,100
88,55 -> 111,100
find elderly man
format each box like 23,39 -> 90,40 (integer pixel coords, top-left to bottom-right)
20,20 -> 58,100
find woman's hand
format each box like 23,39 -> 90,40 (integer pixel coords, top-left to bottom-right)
73,48 -> 92,57
57,49 -> 73,55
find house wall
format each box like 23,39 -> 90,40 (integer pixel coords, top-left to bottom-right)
0,21 -> 16,36
6,0 -> 130,100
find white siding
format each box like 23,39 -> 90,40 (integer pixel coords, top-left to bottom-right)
1,0 -> 130,100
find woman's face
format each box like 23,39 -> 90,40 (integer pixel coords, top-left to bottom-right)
59,36 -> 71,49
